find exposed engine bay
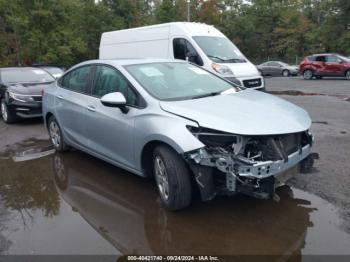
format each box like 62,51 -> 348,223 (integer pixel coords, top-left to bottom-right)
185,126 -> 318,201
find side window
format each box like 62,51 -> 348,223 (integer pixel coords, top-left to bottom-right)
315,56 -> 326,62
270,62 -> 280,67
326,56 -> 340,63
92,65 -> 138,106
60,66 -> 91,94
173,38 -> 203,66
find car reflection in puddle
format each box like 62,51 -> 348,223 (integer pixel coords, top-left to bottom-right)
0,140 -> 350,257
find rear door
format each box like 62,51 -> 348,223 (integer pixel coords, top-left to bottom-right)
314,56 -> 327,75
269,62 -> 282,76
83,64 -> 142,169
55,65 -> 93,148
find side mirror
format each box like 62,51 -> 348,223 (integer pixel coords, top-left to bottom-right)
101,92 -> 129,113
186,52 -> 197,63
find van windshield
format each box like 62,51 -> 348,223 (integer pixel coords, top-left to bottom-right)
125,62 -> 238,101
193,36 -> 246,63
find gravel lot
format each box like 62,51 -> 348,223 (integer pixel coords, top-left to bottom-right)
265,77 -> 350,230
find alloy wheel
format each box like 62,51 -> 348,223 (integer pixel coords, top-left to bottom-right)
49,121 -> 61,149
1,101 -> 8,122
303,70 -> 313,80
154,156 -> 170,201
282,70 -> 289,77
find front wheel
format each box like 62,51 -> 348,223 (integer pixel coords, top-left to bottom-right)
153,145 -> 192,211
346,70 -> 350,80
303,69 -> 314,80
1,99 -> 17,124
282,70 -> 290,77
48,116 -> 68,152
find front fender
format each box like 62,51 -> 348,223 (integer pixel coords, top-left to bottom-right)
133,113 -> 204,171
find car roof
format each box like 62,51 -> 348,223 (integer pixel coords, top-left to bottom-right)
70,58 -> 187,70
311,53 -> 338,56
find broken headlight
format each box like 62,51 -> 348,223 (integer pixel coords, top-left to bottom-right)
186,126 -> 238,148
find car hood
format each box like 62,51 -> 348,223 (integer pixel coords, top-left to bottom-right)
7,82 -> 54,96
160,90 -> 311,136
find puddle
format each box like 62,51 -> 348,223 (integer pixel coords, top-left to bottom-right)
268,90 -> 350,102
0,140 -> 350,257
0,138 -> 54,162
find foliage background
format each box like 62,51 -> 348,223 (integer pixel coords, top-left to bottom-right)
0,0 -> 349,67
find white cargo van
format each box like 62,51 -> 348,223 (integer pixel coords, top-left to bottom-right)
100,22 -> 264,90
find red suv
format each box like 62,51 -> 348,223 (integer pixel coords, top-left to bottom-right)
299,54 -> 350,80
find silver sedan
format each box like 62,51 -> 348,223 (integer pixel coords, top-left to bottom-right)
43,59 -> 315,210
257,61 -> 299,77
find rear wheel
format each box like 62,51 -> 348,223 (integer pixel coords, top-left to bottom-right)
153,145 -> 192,211
346,70 -> 350,80
303,69 -> 314,80
282,70 -> 290,77
1,99 -> 17,124
48,116 -> 68,152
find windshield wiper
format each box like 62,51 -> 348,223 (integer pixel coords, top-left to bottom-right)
225,58 -> 246,63
191,92 -> 221,99
207,55 -> 225,62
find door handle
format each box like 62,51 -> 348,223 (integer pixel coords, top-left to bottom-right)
57,95 -> 64,100
86,105 -> 96,112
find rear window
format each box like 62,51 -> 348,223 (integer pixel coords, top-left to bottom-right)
307,56 -> 316,61
1,68 -> 55,84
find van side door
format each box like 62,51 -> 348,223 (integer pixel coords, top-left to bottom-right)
172,38 -> 203,66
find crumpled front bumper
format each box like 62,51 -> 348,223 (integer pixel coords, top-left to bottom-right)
234,144 -> 311,179
186,139 -> 315,200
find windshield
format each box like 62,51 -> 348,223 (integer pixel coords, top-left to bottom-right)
193,36 -> 246,63
1,68 -> 55,84
125,62 -> 237,101
338,55 -> 350,62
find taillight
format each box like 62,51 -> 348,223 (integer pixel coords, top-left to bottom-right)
41,89 -> 45,97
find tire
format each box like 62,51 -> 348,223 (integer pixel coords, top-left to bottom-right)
1,98 -> 17,124
346,70 -> 350,80
303,69 -> 314,80
48,115 -> 68,152
282,70 -> 290,77
153,145 -> 192,210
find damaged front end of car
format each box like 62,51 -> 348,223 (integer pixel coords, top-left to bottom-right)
184,126 -> 318,201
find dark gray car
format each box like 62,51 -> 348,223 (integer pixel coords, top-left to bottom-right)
257,61 -> 299,77
0,67 -> 55,123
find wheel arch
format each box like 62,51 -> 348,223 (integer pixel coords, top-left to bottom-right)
45,112 -> 54,129
140,139 -> 185,177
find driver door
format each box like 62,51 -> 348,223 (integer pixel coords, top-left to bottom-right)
83,64 -> 141,169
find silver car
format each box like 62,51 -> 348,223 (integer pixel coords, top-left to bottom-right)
257,61 -> 299,77
43,59 -> 315,210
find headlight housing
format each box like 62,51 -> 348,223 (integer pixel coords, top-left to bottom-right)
186,125 -> 238,147
8,92 -> 34,102
212,63 -> 234,76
